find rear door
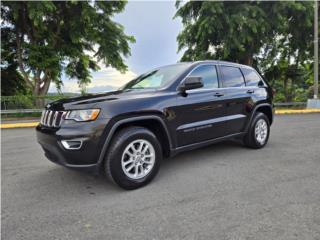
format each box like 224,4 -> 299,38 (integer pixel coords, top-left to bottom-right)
219,65 -> 250,135
241,67 -> 269,101
173,64 -> 227,146
241,67 -> 271,123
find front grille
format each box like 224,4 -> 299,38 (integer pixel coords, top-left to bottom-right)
40,110 -> 66,128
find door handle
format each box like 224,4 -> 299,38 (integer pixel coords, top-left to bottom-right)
214,92 -> 224,97
247,90 -> 254,94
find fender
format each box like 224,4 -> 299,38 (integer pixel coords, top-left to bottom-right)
97,115 -> 173,166
244,103 -> 273,132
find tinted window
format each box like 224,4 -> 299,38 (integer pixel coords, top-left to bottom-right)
189,65 -> 218,89
221,66 -> 245,87
242,68 -> 261,86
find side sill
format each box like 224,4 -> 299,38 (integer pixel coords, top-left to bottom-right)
170,132 -> 246,157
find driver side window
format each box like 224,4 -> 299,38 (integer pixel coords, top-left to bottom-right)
188,65 -> 219,89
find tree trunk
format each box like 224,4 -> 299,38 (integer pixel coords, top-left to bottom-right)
16,32 -> 52,108
284,78 -> 289,102
34,97 -> 45,108
243,55 -> 253,66
289,77 -> 293,102
33,88 -> 43,108
33,78 -> 51,108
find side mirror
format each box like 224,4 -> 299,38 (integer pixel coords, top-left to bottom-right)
178,76 -> 203,92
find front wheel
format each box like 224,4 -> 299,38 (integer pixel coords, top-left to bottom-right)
243,112 -> 270,149
104,127 -> 162,190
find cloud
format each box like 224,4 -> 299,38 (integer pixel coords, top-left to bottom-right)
49,67 -> 137,93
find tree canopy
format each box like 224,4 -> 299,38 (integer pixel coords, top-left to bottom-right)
175,1 -> 317,102
1,1 -> 135,103
1,22 -> 27,96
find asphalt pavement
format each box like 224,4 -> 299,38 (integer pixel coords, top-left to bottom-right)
2,114 -> 320,240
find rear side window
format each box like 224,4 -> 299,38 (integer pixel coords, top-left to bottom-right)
241,68 -> 262,86
189,65 -> 219,89
220,66 -> 245,87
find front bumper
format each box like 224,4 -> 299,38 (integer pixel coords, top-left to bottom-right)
36,119 -> 108,173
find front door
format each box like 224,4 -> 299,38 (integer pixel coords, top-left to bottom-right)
172,64 -> 227,147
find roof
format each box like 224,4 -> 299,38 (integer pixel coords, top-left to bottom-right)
181,60 -> 253,69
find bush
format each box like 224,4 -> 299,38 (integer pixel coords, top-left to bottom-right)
1,95 -> 34,109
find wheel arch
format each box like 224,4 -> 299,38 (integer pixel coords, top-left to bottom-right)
255,105 -> 273,125
245,103 -> 273,132
97,115 -> 172,167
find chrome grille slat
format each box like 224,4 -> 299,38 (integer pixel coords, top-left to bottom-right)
61,112 -> 67,121
40,110 -> 66,128
43,110 -> 47,124
46,110 -> 51,126
48,111 -> 53,126
40,110 -> 45,124
53,111 -> 58,127
44,110 -> 50,125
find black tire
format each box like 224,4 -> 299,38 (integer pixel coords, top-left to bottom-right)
243,112 -> 270,149
104,126 -> 162,190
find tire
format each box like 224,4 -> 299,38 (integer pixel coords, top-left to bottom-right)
104,126 -> 162,190
243,112 -> 270,149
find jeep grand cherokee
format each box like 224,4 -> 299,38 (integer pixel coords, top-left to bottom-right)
36,61 -> 274,189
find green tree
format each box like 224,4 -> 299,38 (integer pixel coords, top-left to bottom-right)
257,2 -> 315,102
175,1 -> 275,65
1,63 -> 28,96
1,27 -> 29,96
175,1 -> 315,102
1,1 -> 135,106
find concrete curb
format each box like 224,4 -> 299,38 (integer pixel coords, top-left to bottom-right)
1,109 -> 319,129
275,109 -> 320,114
1,122 -> 39,129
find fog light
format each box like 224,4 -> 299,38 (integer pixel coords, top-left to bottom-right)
61,140 -> 83,150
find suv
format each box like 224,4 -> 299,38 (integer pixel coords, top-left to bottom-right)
36,61 -> 274,189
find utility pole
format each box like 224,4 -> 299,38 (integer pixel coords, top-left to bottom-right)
308,0 -> 320,108
314,0 -> 318,99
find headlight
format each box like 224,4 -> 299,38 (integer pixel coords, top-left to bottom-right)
65,109 -> 100,122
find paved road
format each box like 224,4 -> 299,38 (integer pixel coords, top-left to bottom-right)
2,114 -> 320,240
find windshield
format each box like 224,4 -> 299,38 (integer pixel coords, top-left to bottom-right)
120,63 -> 191,90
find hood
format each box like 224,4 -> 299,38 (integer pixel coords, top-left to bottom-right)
47,89 -> 160,110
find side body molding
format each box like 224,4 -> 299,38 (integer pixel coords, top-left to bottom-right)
177,114 -> 246,131
97,115 -> 173,166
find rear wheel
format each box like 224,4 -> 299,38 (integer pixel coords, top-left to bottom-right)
104,127 -> 162,190
243,112 -> 270,149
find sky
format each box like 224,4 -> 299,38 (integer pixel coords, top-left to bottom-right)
49,1 -> 183,93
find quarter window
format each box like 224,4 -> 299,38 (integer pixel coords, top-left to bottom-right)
221,66 -> 245,88
241,68 -> 262,86
188,65 -> 219,89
